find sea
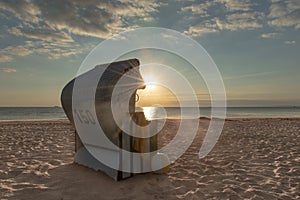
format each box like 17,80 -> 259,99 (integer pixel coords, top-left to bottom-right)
0,107 -> 300,121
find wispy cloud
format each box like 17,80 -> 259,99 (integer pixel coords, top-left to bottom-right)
9,27 -> 74,43
0,54 -> 12,63
1,0 -> 161,39
216,12 -> 264,31
261,32 -> 280,39
268,0 -> 300,29
2,45 -> 33,57
180,1 -> 213,17
180,0 -> 265,37
0,68 -> 16,73
184,11 -> 264,37
0,0 -> 161,61
0,0 -> 40,23
181,0 -> 300,37
268,3 -> 287,18
224,71 -> 277,80
0,0 -> 299,60
214,0 -> 253,11
285,40 -> 296,44
0,40 -> 94,61
184,20 -> 219,37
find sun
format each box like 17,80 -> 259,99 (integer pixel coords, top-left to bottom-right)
143,75 -> 157,91
145,82 -> 156,90
136,74 -> 159,106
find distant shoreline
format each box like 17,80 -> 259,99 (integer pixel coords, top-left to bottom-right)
2,116 -> 300,122
1,106 -> 300,121
0,106 -> 299,108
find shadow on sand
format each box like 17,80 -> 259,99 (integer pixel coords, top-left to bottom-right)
12,163 -> 174,200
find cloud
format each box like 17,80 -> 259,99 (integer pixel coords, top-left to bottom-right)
268,1 -> 300,29
180,0 -> 265,37
0,0 -> 161,60
0,0 -> 40,23
0,44 -> 34,63
216,12 -> 264,31
1,0 -> 161,39
180,1 -> 214,16
184,23 -> 219,37
268,3 -> 287,18
261,32 -> 280,39
98,0 -> 161,18
185,11 -> 264,37
268,12 -> 300,29
181,0 -> 299,37
34,1 -> 116,38
213,0 -> 253,12
33,41 -> 94,59
180,0 -> 255,17
0,0 -> 298,62
0,39 -> 93,61
0,68 -> 16,73
285,40 -> 296,44
0,54 -> 12,62
9,27 -> 74,43
2,45 -> 33,57
224,71 -> 276,80
285,0 -> 300,11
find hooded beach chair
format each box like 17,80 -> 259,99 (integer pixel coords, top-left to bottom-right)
61,59 -> 158,180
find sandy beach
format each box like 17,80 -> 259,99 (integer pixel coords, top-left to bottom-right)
0,118 -> 299,200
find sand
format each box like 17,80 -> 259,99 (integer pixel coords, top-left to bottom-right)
0,118 -> 299,200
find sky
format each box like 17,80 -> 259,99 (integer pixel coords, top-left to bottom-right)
0,0 -> 299,107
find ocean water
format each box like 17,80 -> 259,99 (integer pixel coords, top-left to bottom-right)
0,107 -> 67,121
139,107 -> 300,120
0,107 -> 300,121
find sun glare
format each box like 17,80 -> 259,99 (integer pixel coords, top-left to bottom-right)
143,107 -> 154,120
143,75 -> 157,91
